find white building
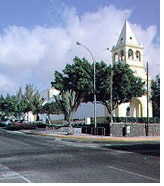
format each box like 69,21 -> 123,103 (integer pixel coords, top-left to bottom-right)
24,111 -> 36,122
40,87 -> 60,104
105,20 -> 153,117
39,87 -> 104,120
39,87 -> 63,122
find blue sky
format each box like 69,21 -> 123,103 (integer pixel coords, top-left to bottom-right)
0,0 -> 160,41
0,0 -> 160,96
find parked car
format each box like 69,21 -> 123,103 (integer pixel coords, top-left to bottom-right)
2,120 -> 12,126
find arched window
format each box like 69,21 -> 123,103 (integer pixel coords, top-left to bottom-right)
136,50 -> 141,61
128,49 -> 133,59
120,50 -> 124,61
114,53 -> 119,63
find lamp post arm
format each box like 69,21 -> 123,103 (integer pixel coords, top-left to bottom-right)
76,42 -> 97,128
82,45 -> 96,91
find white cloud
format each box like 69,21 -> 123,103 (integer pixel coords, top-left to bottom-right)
132,24 -> 160,76
0,73 -> 17,95
0,5 -> 160,95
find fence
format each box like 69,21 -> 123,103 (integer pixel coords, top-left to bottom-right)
82,126 -> 109,136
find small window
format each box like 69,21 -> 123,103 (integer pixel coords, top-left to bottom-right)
136,51 -> 141,61
114,53 -> 119,63
121,37 -> 123,42
130,37 -> 132,40
120,50 -> 124,61
128,49 -> 133,59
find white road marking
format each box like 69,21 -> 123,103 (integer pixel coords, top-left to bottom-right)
107,165 -> 160,182
0,164 -> 32,183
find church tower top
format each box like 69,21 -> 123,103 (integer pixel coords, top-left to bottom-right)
113,20 -> 143,50
111,19 -> 145,72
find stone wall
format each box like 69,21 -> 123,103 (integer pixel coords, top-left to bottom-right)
110,123 -> 160,136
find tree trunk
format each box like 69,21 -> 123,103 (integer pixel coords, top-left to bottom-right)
104,101 -> 111,116
46,114 -> 51,124
67,113 -> 73,134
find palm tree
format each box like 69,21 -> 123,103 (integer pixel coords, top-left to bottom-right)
54,90 -> 84,128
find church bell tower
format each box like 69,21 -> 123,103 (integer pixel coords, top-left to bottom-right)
107,20 -> 153,117
111,19 -> 144,74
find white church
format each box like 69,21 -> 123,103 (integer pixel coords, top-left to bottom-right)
104,19 -> 152,117
36,19 -> 153,122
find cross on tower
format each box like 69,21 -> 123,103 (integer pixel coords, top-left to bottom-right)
124,12 -> 128,21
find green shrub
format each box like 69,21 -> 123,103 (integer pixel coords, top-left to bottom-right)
6,124 -> 22,130
21,123 -> 36,129
36,123 -> 46,128
0,122 -> 6,127
91,116 -> 160,124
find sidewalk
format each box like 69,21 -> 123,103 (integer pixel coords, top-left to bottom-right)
20,128 -> 160,142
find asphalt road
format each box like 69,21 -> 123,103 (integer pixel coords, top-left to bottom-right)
0,128 -> 160,183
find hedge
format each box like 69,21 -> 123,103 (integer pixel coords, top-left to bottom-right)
91,116 -> 160,124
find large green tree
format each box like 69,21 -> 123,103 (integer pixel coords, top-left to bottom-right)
98,62 -> 145,114
52,57 -> 93,102
151,75 -> 160,117
15,87 -> 27,118
0,93 -> 23,118
0,84 -> 45,119
0,94 -> 18,117
51,57 -> 145,116
23,84 -> 45,114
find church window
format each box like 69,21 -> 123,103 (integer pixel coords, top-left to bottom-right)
128,49 -> 133,59
130,37 -> 132,40
121,37 -> 123,42
136,50 -> 141,61
120,50 -> 124,61
114,53 -> 119,63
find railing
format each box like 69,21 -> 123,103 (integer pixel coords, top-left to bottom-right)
82,127 -> 106,136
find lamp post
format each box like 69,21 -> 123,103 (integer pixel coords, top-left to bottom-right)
107,48 -> 113,126
110,62 -> 113,125
146,61 -> 149,136
76,42 -> 97,129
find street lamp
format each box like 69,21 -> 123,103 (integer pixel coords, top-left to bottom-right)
76,42 -> 97,129
146,61 -> 149,136
106,48 -> 113,126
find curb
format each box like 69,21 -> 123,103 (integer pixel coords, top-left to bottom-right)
20,131 -> 160,142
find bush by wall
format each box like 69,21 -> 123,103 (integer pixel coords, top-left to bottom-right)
91,116 -> 160,124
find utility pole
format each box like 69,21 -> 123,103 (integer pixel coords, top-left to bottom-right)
106,48 -> 113,136
146,61 -> 149,136
110,62 -> 113,125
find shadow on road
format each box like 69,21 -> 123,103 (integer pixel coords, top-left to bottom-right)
103,144 -> 160,157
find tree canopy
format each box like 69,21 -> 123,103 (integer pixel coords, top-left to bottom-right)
0,84 -> 45,119
51,57 -> 93,102
51,56 -> 145,115
104,62 -> 145,114
151,75 -> 160,117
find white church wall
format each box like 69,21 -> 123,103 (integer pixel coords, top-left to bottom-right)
117,102 -> 130,117
39,87 -> 105,122
74,102 -> 104,119
24,111 -> 36,122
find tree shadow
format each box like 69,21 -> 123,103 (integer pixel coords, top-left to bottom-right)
103,144 -> 160,157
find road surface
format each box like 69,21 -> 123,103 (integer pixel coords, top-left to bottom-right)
0,128 -> 160,183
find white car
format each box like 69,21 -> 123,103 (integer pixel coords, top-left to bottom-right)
3,120 -> 12,126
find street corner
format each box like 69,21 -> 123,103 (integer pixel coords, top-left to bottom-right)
19,129 -> 160,143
